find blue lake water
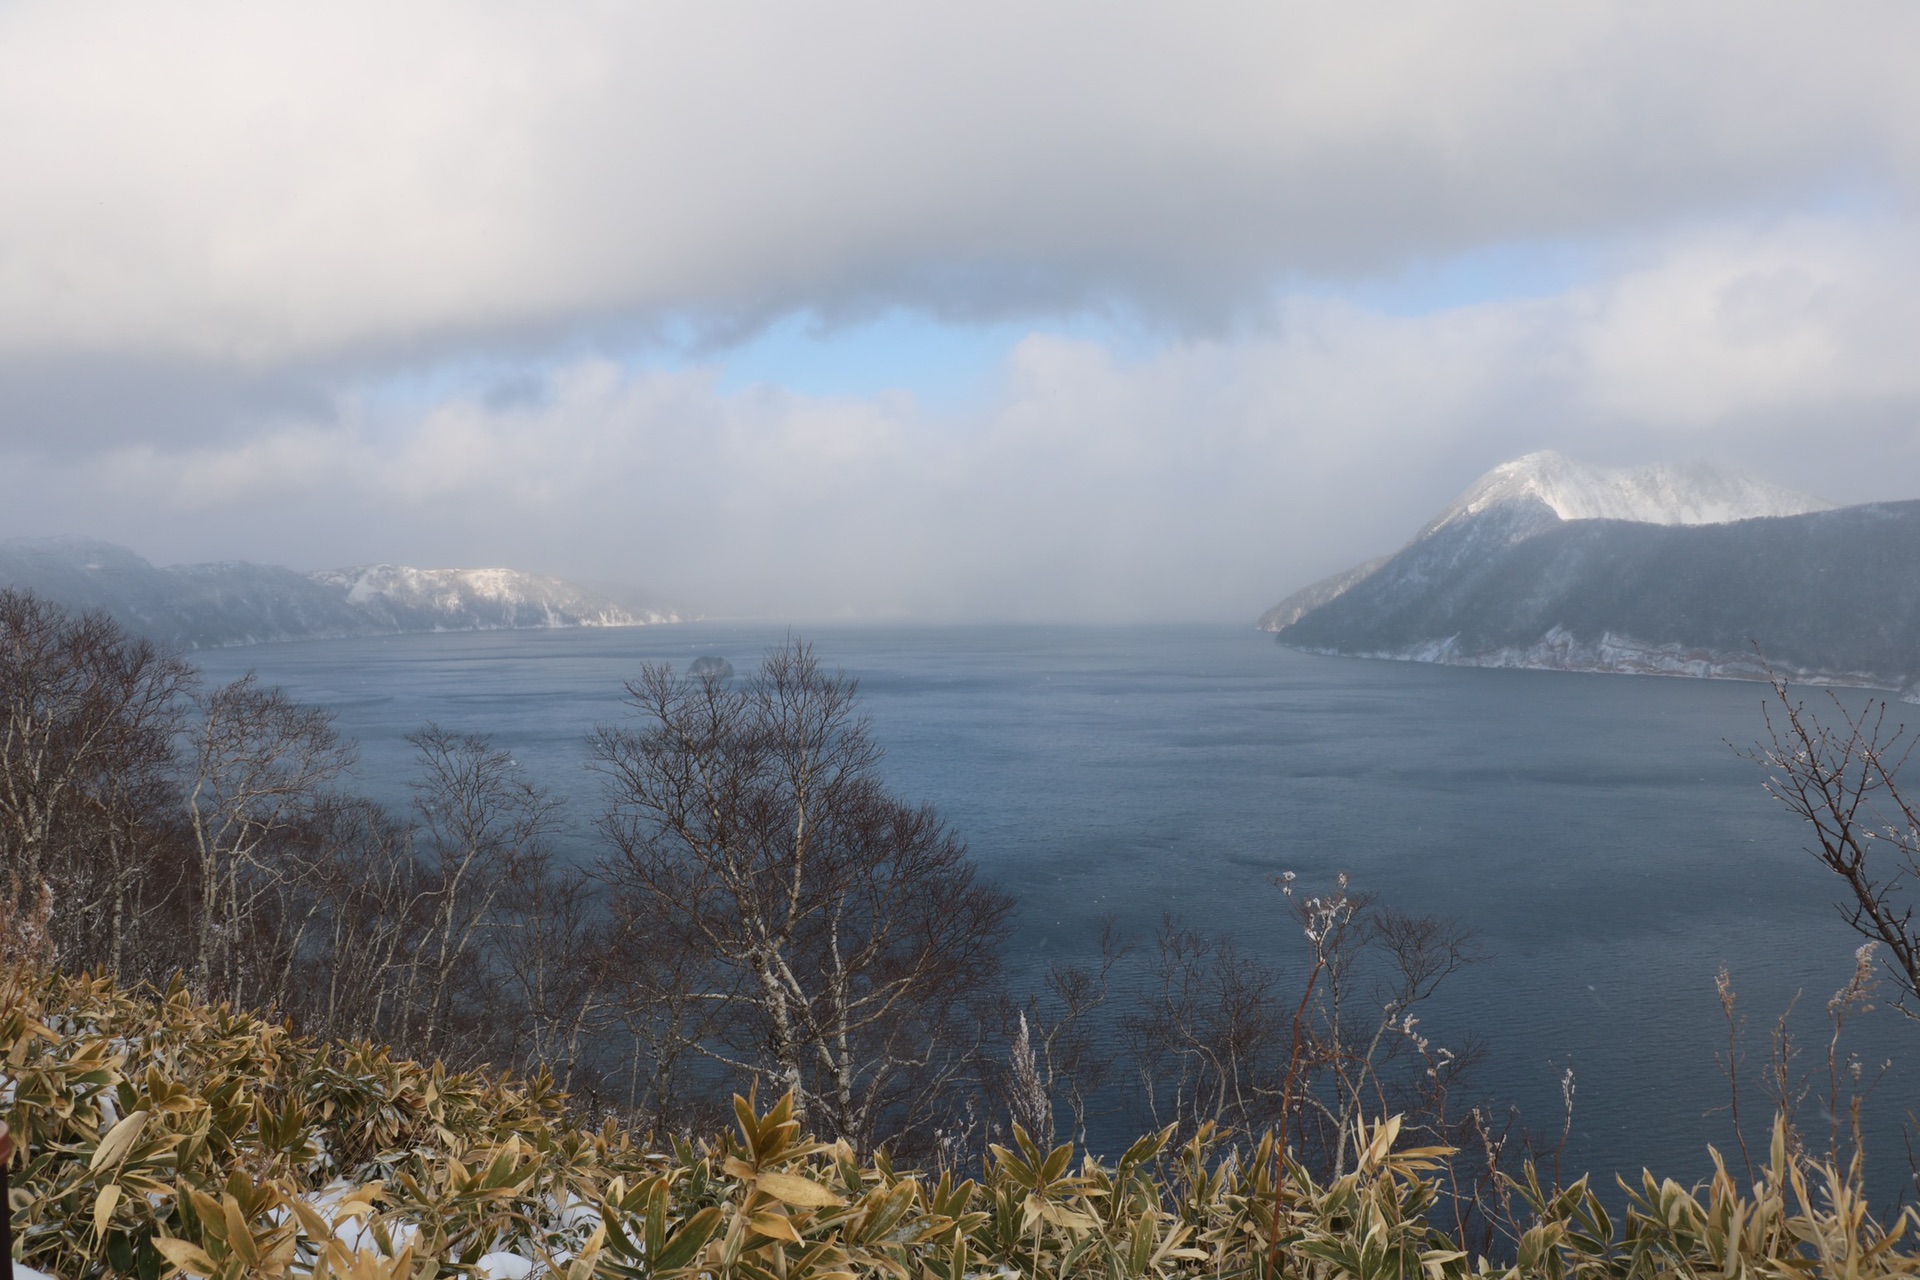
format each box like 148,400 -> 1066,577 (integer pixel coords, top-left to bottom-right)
193,624 -> 1913,1201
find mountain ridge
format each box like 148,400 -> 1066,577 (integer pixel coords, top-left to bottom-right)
1261,454 -> 1920,698
0,537 -> 677,649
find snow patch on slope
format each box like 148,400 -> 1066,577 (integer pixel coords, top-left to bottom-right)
1292,626 -> 1912,697
1424,451 -> 1831,536
309,565 -> 677,628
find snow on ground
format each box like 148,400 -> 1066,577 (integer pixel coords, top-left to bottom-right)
1294,626 -> 1907,695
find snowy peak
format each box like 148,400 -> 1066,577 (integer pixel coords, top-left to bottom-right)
1425,451 -> 1832,536
1259,449 -> 1920,699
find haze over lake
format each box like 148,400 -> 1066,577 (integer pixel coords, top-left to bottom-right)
194,624 -> 1912,1201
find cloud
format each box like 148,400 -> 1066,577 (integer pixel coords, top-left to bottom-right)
4,6 -> 1918,620
7,217 -> 1917,622
1573,222 -> 1920,425
0,0 -> 1915,387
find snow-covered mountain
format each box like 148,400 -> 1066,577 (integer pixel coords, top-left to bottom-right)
0,538 -> 676,648
1259,452 -> 1831,632
1260,453 -> 1920,697
1422,450 -> 1830,534
310,565 -> 646,632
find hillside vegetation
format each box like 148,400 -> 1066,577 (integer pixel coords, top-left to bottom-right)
3,958 -> 1918,1279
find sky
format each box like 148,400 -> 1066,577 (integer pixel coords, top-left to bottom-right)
4,2 -> 1920,622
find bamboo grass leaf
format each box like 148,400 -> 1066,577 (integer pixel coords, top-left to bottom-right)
90,1108 -> 151,1172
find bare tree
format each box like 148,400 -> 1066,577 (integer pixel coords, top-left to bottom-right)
397,724 -> 561,1061
178,704 -> 596,1073
71,756 -> 192,983
602,896 -> 735,1135
591,638 -> 1013,1150
489,854 -> 612,1091
1125,875 -> 1480,1178
0,589 -> 194,973
996,916 -> 1129,1148
1747,675 -> 1920,1018
1128,915 -> 1291,1139
276,795 -> 424,1046
183,674 -> 354,1006
1290,887 -> 1481,1175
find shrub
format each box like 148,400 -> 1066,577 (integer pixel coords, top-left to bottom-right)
4,960 -> 1920,1279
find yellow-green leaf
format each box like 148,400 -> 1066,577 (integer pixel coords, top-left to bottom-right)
285,1194 -> 331,1241
756,1171 -> 846,1209
153,1235 -> 219,1278
656,1206 -> 726,1272
224,1195 -> 259,1266
93,1182 -> 122,1237
90,1108 -> 151,1172
750,1210 -> 805,1244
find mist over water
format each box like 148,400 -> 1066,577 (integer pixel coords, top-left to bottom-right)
195,624 -> 1912,1202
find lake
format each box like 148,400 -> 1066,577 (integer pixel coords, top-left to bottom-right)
193,623 -> 1914,1201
